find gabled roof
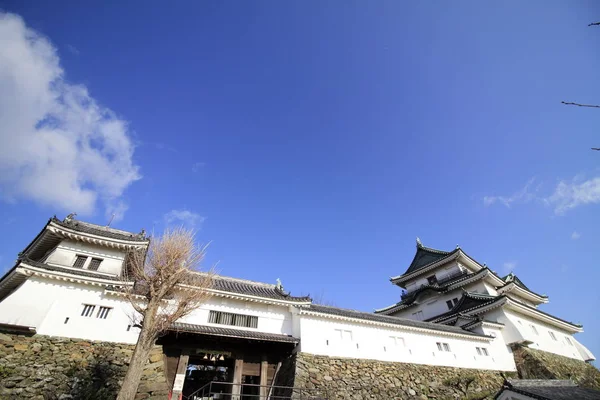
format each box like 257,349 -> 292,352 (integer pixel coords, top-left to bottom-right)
400,240 -> 457,277
495,379 -> 600,400
426,291 -> 506,323
50,216 -> 148,242
499,273 -> 548,299
303,304 -> 490,338
502,273 -> 530,291
376,267 -> 491,315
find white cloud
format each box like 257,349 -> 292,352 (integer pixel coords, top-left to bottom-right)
502,261 -> 517,274
164,209 -> 204,229
571,231 -> 581,240
483,175 -> 600,216
0,12 -> 140,221
483,178 -> 537,208
546,176 -> 600,215
192,162 -> 206,173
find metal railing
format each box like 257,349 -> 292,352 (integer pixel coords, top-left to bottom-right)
183,381 -> 329,400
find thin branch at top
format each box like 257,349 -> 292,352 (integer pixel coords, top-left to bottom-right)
561,101 -> 600,109
588,22 -> 600,26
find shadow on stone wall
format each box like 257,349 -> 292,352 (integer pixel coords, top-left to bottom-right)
513,345 -> 600,390
0,332 -> 167,400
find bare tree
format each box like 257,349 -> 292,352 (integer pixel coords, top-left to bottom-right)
116,227 -> 214,400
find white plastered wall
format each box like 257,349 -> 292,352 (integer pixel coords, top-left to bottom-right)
0,276 -> 295,344
485,308 -> 584,361
45,239 -> 128,275
298,314 -> 516,371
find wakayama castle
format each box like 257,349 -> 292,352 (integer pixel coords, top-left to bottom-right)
0,215 -> 595,397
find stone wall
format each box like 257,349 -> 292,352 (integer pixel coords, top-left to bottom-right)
294,353 -> 516,400
513,346 -> 600,389
0,332 -> 168,400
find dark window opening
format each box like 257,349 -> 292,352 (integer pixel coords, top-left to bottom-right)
81,304 -> 95,317
73,255 -> 88,269
427,275 -> 438,285
208,310 -> 258,328
88,258 -> 103,271
446,300 -> 453,310
64,317 -> 69,324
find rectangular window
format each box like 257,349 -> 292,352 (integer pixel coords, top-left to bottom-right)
476,347 -> 482,355
565,337 -> 573,346
549,331 -> 557,341
452,298 -> 459,306
97,306 -> 111,319
389,336 -> 405,348
482,348 -> 489,356
530,325 -> 538,335
73,255 -> 88,269
208,310 -> 258,328
427,276 -> 438,285
437,342 -> 451,352
88,258 -> 103,271
81,304 -> 95,317
412,311 -> 424,320
446,300 -> 453,310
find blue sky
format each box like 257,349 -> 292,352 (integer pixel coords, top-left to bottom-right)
0,2 -> 599,356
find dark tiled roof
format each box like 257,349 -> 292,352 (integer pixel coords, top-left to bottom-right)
51,217 -> 148,242
398,244 -> 457,278
209,275 -> 312,303
377,269 -> 489,314
304,304 -> 488,338
19,259 -> 311,303
21,258 -> 120,281
170,322 -> 299,343
426,292 -> 504,322
500,273 -> 547,299
497,379 -> 600,400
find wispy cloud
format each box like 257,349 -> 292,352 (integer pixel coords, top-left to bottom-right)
0,12 -> 140,221
66,44 -> 79,55
546,176 -> 600,215
502,261 -> 517,274
164,209 -> 204,230
571,231 -> 581,240
483,178 -> 537,208
192,162 -> 206,173
484,175 -> 600,216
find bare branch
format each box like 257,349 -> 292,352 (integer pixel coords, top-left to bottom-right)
589,22 -> 600,26
117,227 -> 214,399
561,101 -> 600,109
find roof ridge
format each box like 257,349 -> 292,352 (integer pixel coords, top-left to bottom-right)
190,271 -> 276,288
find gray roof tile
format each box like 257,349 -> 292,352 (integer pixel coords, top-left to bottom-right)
304,304 -> 488,337
51,217 -> 148,242
498,379 -> 600,400
170,322 -> 299,343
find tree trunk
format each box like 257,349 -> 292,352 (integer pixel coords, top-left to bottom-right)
116,304 -> 159,400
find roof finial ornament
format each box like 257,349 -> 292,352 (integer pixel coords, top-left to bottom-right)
456,244 -> 460,249
416,237 -> 422,247
276,278 -> 283,291
64,213 -> 77,223
138,228 -> 146,239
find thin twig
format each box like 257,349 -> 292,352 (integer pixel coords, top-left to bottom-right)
589,22 -> 600,26
561,101 -> 600,109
